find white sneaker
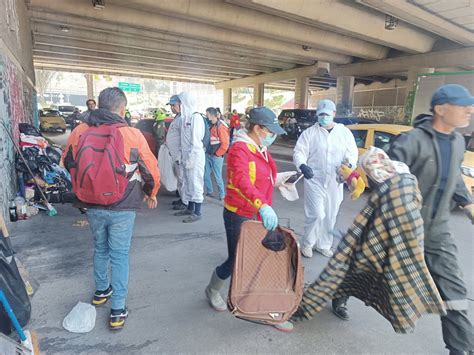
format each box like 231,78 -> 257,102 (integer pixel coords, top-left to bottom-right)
314,247 -> 333,258
301,246 -> 313,258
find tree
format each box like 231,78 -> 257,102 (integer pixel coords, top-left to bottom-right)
264,94 -> 285,110
35,70 -> 56,105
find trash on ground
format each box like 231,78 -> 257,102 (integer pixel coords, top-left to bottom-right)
62,302 -> 96,333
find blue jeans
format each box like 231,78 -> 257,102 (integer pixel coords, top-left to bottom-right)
86,209 -> 136,310
204,154 -> 225,199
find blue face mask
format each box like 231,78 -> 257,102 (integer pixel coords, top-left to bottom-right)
318,114 -> 334,127
261,132 -> 277,147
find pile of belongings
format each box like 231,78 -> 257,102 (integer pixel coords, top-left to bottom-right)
16,123 -> 71,205
0,220 -> 31,336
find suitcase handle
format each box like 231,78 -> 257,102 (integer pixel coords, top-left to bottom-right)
278,218 -> 291,229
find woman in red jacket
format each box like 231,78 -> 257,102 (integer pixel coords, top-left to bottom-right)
229,109 -> 241,143
204,107 -> 293,332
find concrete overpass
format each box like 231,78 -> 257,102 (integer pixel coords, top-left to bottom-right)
24,0 -> 474,112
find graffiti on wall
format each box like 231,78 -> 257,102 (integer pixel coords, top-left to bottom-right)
353,106 -> 407,124
0,53 -> 35,215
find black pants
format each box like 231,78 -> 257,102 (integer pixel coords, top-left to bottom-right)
215,209 -> 249,280
424,222 -> 474,352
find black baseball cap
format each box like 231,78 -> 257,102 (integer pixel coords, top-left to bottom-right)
431,84 -> 474,108
248,107 -> 286,135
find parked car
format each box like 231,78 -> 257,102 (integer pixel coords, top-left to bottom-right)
347,124 -> 474,193
39,109 -> 67,133
50,105 -> 76,125
278,109 -> 374,139
278,109 -> 317,139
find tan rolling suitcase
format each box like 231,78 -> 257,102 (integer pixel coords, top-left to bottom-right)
228,221 -> 304,324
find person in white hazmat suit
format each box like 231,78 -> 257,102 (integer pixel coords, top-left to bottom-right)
293,99 -> 358,258
166,95 -> 188,211
174,91 -> 206,223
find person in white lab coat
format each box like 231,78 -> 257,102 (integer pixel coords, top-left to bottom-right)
166,95 -> 188,211
174,91 -> 206,223
293,99 -> 358,258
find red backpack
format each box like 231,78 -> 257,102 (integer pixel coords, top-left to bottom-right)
71,123 -> 129,205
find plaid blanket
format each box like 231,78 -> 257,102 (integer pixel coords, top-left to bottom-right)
292,173 -> 446,333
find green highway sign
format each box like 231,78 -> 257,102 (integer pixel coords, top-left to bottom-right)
118,82 -> 141,92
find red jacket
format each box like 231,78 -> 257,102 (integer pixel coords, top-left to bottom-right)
230,114 -> 241,129
224,140 -> 277,219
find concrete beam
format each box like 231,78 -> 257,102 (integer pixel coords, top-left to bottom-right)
33,52 -> 243,80
113,0 -> 388,59
33,45 -> 265,77
215,63 -> 332,89
253,84 -> 264,106
229,0 -> 436,53
30,15 -> 305,68
33,57 -> 235,81
333,47 -> 474,77
85,74 -> 94,99
356,0 -> 474,46
28,2 -> 352,64
34,64 -> 216,84
223,88 -> 232,112
32,27 -> 277,73
294,77 -> 309,109
336,76 -> 355,116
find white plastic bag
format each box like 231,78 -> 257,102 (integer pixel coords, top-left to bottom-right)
62,302 -> 96,333
278,183 -> 300,201
158,144 -> 178,192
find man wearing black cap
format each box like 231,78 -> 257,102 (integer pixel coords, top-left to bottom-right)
390,84 -> 474,354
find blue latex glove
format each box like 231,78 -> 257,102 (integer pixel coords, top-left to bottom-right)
260,205 -> 278,231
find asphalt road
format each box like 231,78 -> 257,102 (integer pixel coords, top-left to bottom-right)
9,136 -> 473,354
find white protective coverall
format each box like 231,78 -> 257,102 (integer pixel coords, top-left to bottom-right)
179,92 -> 205,204
166,113 -> 187,204
293,123 -> 358,250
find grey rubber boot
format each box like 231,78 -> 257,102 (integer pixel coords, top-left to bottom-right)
205,270 -> 227,312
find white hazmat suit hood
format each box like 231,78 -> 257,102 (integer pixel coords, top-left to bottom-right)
293,122 -> 358,251
178,91 -> 205,203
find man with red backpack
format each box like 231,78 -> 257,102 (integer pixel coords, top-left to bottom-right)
63,87 -> 160,330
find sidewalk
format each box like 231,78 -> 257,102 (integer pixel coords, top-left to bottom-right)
6,189 -> 453,354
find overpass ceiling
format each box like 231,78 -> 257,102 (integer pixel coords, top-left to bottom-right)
27,0 -> 473,89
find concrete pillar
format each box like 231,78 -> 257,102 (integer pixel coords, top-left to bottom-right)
253,83 -> 264,107
223,88 -> 232,112
294,77 -> 309,109
85,74 -> 94,99
336,76 -> 355,117
404,67 -> 434,122
405,67 -> 435,100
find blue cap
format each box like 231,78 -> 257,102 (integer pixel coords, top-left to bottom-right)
249,107 -> 286,135
167,95 -> 180,105
317,99 -> 336,115
431,84 -> 474,108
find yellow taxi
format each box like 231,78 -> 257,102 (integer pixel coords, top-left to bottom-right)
347,124 -> 474,194
39,109 -> 67,133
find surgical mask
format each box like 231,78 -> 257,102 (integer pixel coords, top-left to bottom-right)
318,114 -> 334,127
261,132 -> 277,147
